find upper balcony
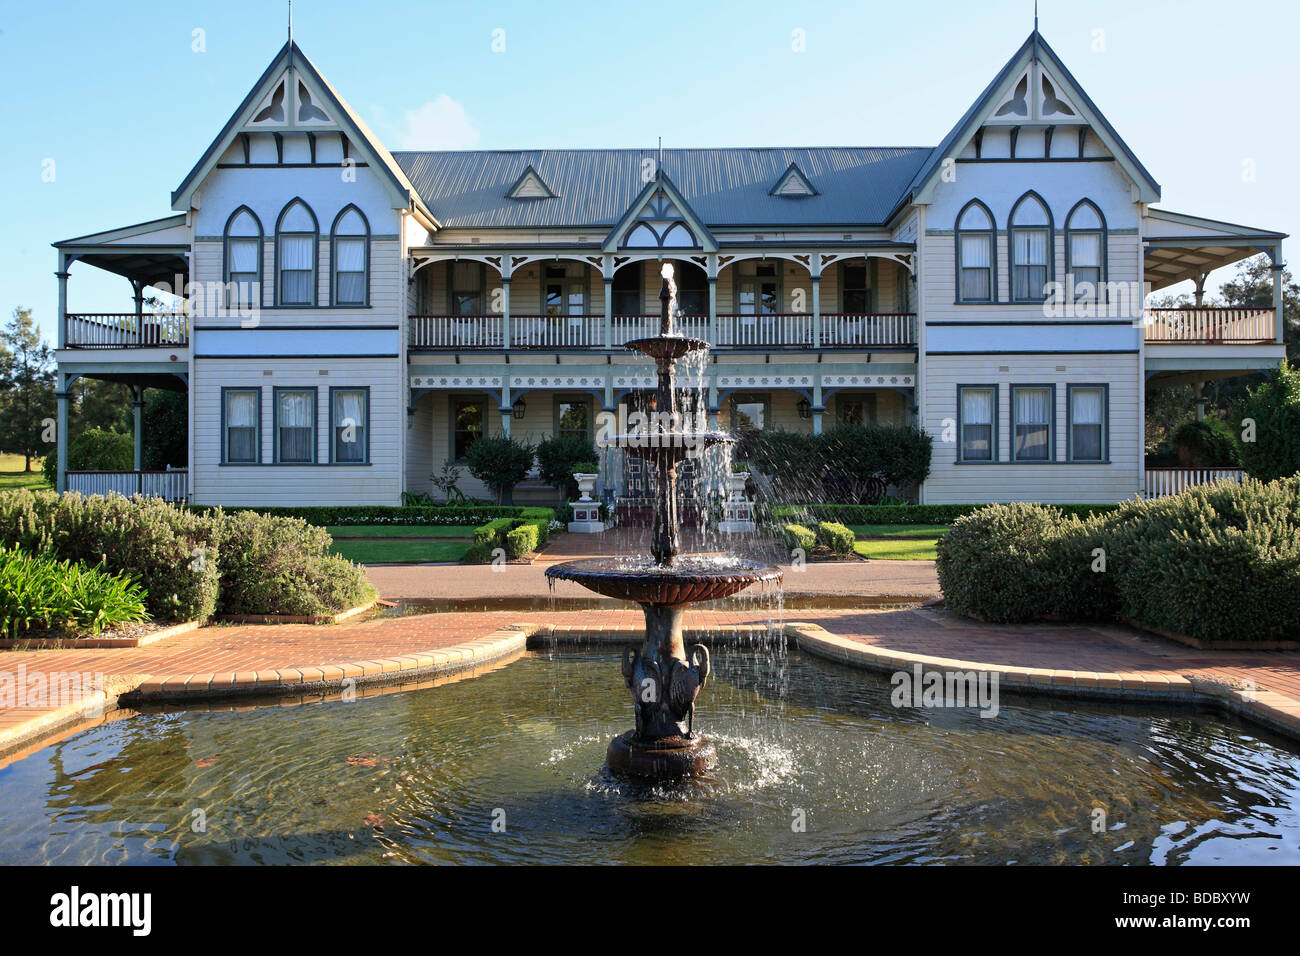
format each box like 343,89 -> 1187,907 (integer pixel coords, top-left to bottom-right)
408,311 -> 917,351
64,312 -> 189,349
1142,307 -> 1277,345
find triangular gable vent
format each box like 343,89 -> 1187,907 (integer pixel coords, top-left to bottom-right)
508,166 -> 555,200
771,163 -> 817,197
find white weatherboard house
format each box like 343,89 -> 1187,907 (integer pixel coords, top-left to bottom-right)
53,30 -> 1286,508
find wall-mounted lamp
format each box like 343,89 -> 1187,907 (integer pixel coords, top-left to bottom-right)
513,397 -> 526,420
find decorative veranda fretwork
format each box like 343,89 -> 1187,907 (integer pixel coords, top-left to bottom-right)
715,374 -> 814,389
410,375 -> 503,388
820,374 -> 914,387
612,375 -> 656,389
509,375 -> 605,389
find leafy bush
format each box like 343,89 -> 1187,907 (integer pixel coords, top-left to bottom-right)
1171,419 -> 1239,467
473,517 -> 517,550
465,436 -> 535,505
570,461 -> 599,474
0,547 -> 147,637
740,424 -> 932,504
773,502 -> 1118,527
215,510 -> 375,617
781,523 -> 816,553
505,523 -> 540,558
41,426 -> 134,486
142,389 -> 188,470
816,521 -> 855,556
0,490 -> 220,622
936,480 -> 1300,641
1106,478 -> 1300,643
536,434 -> 599,498
1233,360 -> 1300,481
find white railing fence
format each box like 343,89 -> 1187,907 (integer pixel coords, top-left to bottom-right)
65,470 -> 188,503
1143,308 -> 1275,343
1143,467 -> 1244,498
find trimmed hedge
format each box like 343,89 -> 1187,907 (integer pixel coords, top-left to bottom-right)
466,510 -> 558,562
781,524 -> 816,553
773,502 -> 1119,526
816,521 -> 855,556
188,504 -> 554,527
936,478 -> 1300,642
0,490 -> 221,622
215,511 -> 376,617
505,522 -> 541,558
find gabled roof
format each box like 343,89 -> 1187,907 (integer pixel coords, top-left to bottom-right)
170,41 -> 434,224
394,147 -> 928,229
904,30 -> 1161,207
770,162 -> 818,197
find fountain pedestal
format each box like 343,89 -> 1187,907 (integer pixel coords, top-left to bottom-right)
544,263 -> 781,780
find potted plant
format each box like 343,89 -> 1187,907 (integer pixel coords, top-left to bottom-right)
571,460 -> 599,501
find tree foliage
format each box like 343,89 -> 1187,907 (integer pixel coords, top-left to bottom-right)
1232,360 -> 1300,481
0,307 -> 55,471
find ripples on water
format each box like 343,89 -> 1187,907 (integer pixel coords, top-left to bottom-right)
1,646 -> 1297,865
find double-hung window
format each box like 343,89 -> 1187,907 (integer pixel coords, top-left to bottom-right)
1010,192 -> 1052,301
275,388 -> 316,463
223,388 -> 260,463
955,201 -> 995,303
224,207 -> 262,309
958,386 -> 996,461
1012,385 -> 1053,461
331,388 -> 368,463
1066,200 -> 1106,302
331,206 -> 369,306
1068,385 -> 1107,462
276,199 -> 318,306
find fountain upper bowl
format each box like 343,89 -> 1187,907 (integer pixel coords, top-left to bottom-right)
545,556 -> 781,607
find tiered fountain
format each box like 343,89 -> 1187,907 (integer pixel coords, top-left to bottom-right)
546,265 -> 782,779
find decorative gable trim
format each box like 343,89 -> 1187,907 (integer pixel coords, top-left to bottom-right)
770,162 -> 818,197
602,171 -> 717,253
907,31 -> 1160,206
506,165 -> 556,200
170,41 -> 436,226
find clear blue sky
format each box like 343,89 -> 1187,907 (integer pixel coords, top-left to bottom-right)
2,0 -> 1296,342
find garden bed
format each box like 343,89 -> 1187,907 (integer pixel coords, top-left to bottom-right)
0,619 -> 202,650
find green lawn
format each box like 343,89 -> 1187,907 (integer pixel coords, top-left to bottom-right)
325,525 -> 475,539
848,523 -> 947,561
0,454 -> 48,492
329,539 -> 470,564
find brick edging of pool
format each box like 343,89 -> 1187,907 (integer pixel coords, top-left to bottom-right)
786,622 -> 1300,742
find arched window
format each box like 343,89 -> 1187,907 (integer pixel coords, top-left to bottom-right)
1065,199 -> 1106,302
1009,191 -> 1053,302
224,207 -> 262,309
275,198 -> 318,306
331,205 -> 369,306
955,200 -> 995,303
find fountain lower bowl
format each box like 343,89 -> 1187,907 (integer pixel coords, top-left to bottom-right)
545,556 -> 782,607
607,730 -> 717,778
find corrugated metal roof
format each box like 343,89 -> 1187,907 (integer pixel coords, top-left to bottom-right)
393,147 -> 931,230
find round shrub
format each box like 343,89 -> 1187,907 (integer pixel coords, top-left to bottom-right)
816,520 -> 855,556
466,436 -> 535,505
781,523 -> 816,554
536,434 -> 599,499
215,510 -> 375,617
1107,477 -> 1300,643
42,426 -> 134,487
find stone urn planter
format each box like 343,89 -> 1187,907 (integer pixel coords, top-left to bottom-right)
574,473 -> 599,502
727,471 -> 750,500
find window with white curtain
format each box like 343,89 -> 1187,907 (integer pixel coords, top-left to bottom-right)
959,386 -> 995,461
1010,192 -> 1052,301
275,388 -> 316,463
955,201 -> 995,302
276,200 -> 317,306
1069,386 -> 1106,461
224,208 -> 262,309
223,388 -> 259,463
1066,200 -> 1106,301
331,206 -> 369,306
1012,386 -> 1053,461
332,388 -> 368,463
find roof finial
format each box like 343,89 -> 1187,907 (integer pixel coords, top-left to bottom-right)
658,136 -> 663,180
288,0 -> 294,70
1034,0 -> 1039,33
